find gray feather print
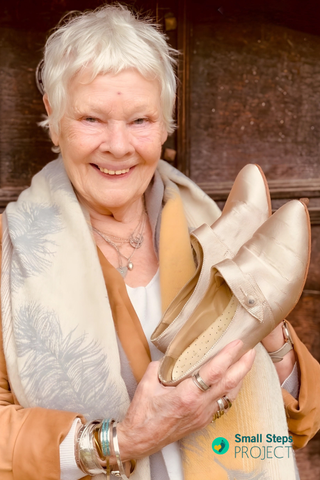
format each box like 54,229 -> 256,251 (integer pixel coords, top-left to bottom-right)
182,427 -> 213,457
15,303 -> 121,420
214,458 -> 269,480
44,158 -> 78,200
9,202 -> 62,290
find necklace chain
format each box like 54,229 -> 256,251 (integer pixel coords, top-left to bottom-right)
92,210 -> 146,278
101,213 -> 144,246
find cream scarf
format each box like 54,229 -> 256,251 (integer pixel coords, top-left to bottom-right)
1,158 -> 297,479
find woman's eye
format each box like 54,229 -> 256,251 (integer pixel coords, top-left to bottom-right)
133,118 -> 147,125
84,117 -> 97,123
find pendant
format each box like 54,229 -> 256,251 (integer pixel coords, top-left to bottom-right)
130,233 -> 143,249
127,261 -> 133,271
117,266 -> 128,278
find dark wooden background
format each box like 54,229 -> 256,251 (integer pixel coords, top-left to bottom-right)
179,2 -> 320,476
0,0 -> 319,477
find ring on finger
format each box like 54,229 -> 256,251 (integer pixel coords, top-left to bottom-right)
192,372 -> 211,392
221,395 -> 232,410
212,398 -> 225,422
211,395 -> 232,423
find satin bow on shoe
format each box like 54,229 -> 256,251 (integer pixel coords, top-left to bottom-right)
151,163 -> 271,353
158,199 -> 311,386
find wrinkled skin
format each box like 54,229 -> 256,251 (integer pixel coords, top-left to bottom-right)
117,340 -> 255,461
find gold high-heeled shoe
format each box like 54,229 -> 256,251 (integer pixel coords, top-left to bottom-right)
151,163 -> 271,353
158,200 -> 311,386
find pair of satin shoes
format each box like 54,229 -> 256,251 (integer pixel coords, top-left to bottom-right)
151,164 -> 311,386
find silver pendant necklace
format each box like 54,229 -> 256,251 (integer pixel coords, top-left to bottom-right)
92,212 -> 146,278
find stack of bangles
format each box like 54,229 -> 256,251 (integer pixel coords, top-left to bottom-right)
75,419 -> 136,479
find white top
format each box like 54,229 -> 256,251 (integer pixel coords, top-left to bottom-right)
126,271 -> 184,480
59,270 -> 299,480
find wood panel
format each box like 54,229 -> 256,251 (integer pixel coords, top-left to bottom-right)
0,0 -> 177,190
0,27 -> 53,187
183,2 -> 320,478
189,9 -> 320,181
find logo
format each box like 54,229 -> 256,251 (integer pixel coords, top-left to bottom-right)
212,437 -> 229,455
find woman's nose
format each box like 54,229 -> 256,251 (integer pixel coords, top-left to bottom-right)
100,122 -> 134,158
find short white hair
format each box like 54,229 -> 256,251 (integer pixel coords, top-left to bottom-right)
40,3 -> 178,140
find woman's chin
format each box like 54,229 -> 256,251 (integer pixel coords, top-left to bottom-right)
79,191 -> 143,218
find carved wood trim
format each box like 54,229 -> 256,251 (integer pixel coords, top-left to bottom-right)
197,178 -> 320,200
305,208 -> 320,225
197,178 -> 320,224
302,290 -> 320,297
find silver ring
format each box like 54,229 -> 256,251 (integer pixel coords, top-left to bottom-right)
211,395 -> 232,422
217,397 -> 225,411
192,372 -> 211,392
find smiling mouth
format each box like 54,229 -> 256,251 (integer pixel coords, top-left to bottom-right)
92,164 -> 131,176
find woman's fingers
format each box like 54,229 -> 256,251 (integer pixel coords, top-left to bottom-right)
118,343 -> 256,460
201,339 -> 243,385
179,340 -> 255,401
215,348 -> 255,395
171,342 -> 255,430
135,361 -> 175,397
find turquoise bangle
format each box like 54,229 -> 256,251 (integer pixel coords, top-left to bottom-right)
101,418 -> 111,457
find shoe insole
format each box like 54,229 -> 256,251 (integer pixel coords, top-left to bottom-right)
172,295 -> 238,380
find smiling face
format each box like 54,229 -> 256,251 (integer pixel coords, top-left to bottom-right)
45,69 -> 168,217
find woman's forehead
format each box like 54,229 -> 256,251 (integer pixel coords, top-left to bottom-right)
71,68 -> 160,92
67,69 -> 162,111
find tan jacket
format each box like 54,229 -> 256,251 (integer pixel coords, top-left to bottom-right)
1,218 -> 320,479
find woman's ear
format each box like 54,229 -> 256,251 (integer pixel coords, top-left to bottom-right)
43,94 -> 59,146
43,94 -> 52,115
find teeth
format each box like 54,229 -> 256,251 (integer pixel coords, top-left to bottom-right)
98,167 -> 130,175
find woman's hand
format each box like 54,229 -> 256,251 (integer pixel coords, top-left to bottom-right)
261,322 -> 296,384
117,339 -> 255,461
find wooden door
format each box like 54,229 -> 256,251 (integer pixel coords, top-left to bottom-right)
177,1 -> 320,477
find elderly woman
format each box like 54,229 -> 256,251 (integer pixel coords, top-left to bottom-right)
0,4 -> 320,480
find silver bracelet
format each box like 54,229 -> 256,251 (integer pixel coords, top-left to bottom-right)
78,420 -> 106,476
111,421 -> 130,480
268,320 -> 294,363
74,424 -> 86,472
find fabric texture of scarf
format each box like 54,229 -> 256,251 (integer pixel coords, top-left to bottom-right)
1,158 -> 297,479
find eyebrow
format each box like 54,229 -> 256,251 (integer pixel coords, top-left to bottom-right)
75,102 -> 158,119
